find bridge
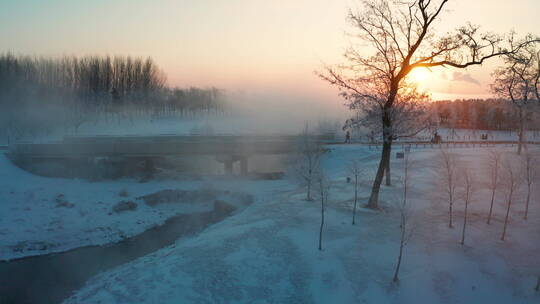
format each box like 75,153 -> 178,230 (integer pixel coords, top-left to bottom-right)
9,135 -> 534,176
362,140 -> 540,150
7,134 -> 329,175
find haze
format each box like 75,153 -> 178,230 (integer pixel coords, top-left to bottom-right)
1,0 -> 539,111
2,1 -> 540,303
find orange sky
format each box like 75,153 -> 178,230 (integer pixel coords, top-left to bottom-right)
1,0 -> 539,115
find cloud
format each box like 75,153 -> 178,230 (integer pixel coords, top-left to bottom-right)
451,72 -> 481,86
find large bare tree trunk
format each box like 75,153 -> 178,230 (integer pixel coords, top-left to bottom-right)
385,146 -> 392,186
536,276 -> 540,291
368,106 -> 393,209
368,141 -> 391,208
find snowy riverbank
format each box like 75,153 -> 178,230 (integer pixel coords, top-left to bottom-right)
0,154 -> 287,261
62,145 -> 540,304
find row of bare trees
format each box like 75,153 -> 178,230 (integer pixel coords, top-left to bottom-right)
295,129 -> 537,287
0,54 -> 166,108
293,130 -> 413,282
294,126 -> 331,252
447,149 -> 538,292
439,148 -> 537,243
439,149 -> 480,245
0,54 -> 227,141
295,134 -> 538,287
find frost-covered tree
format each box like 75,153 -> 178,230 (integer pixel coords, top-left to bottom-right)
320,0 -> 538,209
393,152 -> 414,282
294,124 -> 324,201
521,152 -> 536,220
492,43 -> 540,154
486,149 -> 502,225
439,148 -> 458,228
500,158 -> 522,241
458,167 -> 475,246
316,170 -> 331,251
348,160 -> 364,225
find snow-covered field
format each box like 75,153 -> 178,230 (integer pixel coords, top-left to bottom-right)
0,154 -> 290,261
2,142 -> 539,303
51,144 -> 539,304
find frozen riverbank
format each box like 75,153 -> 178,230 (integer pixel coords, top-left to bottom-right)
63,145 -> 540,304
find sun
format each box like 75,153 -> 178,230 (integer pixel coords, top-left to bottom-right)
408,68 -> 431,84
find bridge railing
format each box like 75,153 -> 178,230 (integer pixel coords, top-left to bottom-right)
361,140 -> 540,150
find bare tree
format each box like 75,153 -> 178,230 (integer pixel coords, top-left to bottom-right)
316,171 -> 331,251
343,84 -> 432,186
492,44 -> 540,154
348,160 -> 364,225
458,167 -> 475,246
521,152 -> 536,220
439,148 -> 458,228
320,0 -> 538,209
486,149 -> 502,224
295,124 -> 324,201
500,158 -> 522,241
393,152 -> 414,282
536,276 -> 540,292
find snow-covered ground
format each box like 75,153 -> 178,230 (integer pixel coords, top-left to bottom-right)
0,153 -> 293,261
55,144 -> 539,304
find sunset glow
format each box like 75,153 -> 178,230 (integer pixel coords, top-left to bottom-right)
408,68 -> 432,86
1,1 -> 540,303
1,0 -> 539,106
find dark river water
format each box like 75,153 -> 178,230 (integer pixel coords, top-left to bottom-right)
0,200 -> 238,304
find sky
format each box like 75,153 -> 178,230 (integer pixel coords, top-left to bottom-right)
1,0 -> 539,118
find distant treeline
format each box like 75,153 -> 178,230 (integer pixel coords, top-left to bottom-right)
0,54 -> 226,138
432,99 -> 540,131
0,53 -> 166,107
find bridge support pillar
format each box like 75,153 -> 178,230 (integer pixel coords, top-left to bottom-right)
143,157 -> 155,180
240,157 -> 248,175
224,160 -> 233,175
216,155 -> 250,175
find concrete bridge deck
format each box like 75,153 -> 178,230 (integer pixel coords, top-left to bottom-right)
7,134 -> 329,175
8,135 -> 327,158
